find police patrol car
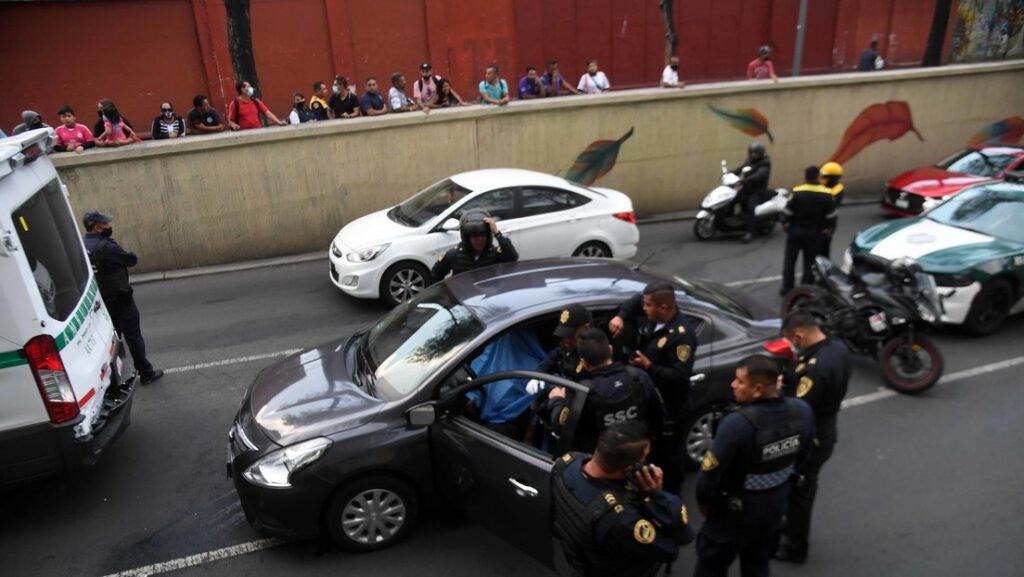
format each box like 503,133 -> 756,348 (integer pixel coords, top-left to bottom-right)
847,173 -> 1024,335
0,129 -> 136,488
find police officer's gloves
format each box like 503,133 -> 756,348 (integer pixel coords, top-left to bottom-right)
526,379 -> 547,395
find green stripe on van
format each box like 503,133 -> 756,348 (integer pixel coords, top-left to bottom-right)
0,279 -> 100,369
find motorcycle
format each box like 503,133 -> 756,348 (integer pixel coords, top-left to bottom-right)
693,160 -> 788,240
781,254 -> 945,394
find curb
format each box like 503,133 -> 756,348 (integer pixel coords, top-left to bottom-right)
130,198 -> 880,285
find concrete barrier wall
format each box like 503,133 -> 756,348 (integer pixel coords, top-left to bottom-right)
52,61 -> 1024,273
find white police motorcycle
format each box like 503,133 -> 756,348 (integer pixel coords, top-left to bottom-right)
693,160 -> 788,240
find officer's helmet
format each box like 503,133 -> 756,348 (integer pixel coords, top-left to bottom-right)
748,141 -> 766,162
459,209 -> 492,247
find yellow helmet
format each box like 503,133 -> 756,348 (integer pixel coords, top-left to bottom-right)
820,161 -> 844,176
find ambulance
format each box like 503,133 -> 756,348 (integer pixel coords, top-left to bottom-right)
0,129 -> 136,488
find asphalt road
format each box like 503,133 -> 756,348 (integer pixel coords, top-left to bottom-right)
2,204 -> 1023,577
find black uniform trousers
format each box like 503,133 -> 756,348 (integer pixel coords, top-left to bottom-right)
694,494 -> 788,577
782,226 -> 823,291
106,294 -> 154,377
782,420 -> 837,554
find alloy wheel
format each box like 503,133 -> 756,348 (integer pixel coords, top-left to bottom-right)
341,489 -> 407,545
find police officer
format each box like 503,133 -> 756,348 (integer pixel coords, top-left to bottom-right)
431,209 -> 518,283
608,282 -> 698,494
546,329 -> 664,451
530,303 -> 593,391
774,312 -> 851,564
731,141 -> 772,244
780,166 -> 836,296
818,161 -> 845,259
551,421 -> 695,577
694,355 -> 814,577
82,211 -> 164,384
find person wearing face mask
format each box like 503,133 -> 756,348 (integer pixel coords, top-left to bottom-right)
151,102 -> 187,139
12,110 -> 51,135
227,80 -> 286,131
82,211 -> 164,385
577,59 -> 611,94
287,92 -> 316,124
661,55 -> 686,88
774,312 -> 850,565
330,75 -> 362,118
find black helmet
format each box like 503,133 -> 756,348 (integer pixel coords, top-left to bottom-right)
459,209 -> 492,248
748,141 -> 766,161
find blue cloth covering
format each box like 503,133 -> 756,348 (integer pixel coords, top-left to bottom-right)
467,329 -> 546,423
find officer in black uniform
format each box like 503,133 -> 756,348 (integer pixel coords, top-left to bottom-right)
82,211 -> 163,384
774,312 -> 851,564
731,141 -> 772,243
533,303 -> 593,388
551,421 -> 695,577
780,166 -> 836,296
545,329 -> 665,452
430,209 -> 518,283
608,282 -> 698,494
694,354 -> 814,577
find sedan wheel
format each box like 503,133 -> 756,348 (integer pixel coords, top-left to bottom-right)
326,476 -> 418,552
380,262 -> 430,308
573,242 -> 612,258
684,406 -> 724,470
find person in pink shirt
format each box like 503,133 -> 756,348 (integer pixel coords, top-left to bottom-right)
53,105 -> 95,153
747,45 -> 779,83
95,102 -> 139,146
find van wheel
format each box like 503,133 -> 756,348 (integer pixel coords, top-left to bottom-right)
324,475 -> 419,552
380,262 -> 430,307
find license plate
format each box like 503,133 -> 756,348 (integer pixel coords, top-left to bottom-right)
869,312 -> 887,332
895,198 -> 909,209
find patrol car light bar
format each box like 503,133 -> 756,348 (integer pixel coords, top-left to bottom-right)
24,335 -> 80,424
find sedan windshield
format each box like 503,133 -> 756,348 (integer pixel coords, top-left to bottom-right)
937,149 -> 1018,178
367,286 -> 484,400
393,178 -> 472,227
925,185 -> 1024,243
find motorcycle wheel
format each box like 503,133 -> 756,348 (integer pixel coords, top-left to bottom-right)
693,218 -> 715,240
781,286 -> 830,321
880,334 -> 944,395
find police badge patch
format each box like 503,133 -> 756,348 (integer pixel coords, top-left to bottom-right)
701,451 -> 718,471
797,376 -> 814,397
676,345 -> 692,363
657,336 -> 667,348
680,505 -> 689,525
559,407 -> 570,425
560,309 -> 571,324
633,519 -> 656,544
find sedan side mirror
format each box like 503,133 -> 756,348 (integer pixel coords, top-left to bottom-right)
441,218 -> 460,232
406,403 -> 436,427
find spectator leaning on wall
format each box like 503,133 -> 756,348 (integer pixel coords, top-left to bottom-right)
388,72 -> 421,113
288,92 -> 316,124
479,65 -> 510,106
227,80 -> 286,131
53,105 -> 95,153
661,55 -> 686,88
541,60 -> 579,97
188,95 -> 226,133
518,66 -> 543,100
360,77 -> 388,117
151,102 -> 186,139
577,59 -> 610,94
310,81 -> 331,120
330,76 -> 362,119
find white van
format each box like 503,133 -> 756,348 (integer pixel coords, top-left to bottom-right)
0,129 -> 136,488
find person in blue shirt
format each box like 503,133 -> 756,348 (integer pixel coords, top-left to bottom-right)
479,65 -> 510,106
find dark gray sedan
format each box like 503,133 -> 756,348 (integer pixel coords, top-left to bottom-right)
227,258 -> 786,563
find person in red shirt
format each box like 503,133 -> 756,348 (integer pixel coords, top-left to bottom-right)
227,80 -> 286,131
747,45 -> 779,83
53,105 -> 95,153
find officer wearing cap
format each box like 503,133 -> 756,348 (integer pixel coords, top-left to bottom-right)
83,211 -> 163,384
530,303 -> 593,390
551,421 -> 695,577
431,209 -> 518,283
545,329 -> 665,452
694,355 -> 814,577
774,312 -> 851,564
608,282 -> 698,494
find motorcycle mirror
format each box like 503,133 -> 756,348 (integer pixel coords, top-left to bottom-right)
741,166 -> 752,173
720,159 -> 728,174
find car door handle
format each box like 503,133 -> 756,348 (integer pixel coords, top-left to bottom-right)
690,373 -> 706,383
508,478 -> 539,498
93,300 -> 102,312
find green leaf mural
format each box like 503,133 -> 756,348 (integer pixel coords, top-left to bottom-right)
707,104 -> 774,142
565,127 -> 635,187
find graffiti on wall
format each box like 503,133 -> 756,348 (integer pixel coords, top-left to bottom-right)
950,0 -> 1024,62
707,105 -> 774,143
829,101 -> 923,165
565,128 -> 635,187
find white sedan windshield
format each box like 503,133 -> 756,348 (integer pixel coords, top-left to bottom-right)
393,178 -> 472,227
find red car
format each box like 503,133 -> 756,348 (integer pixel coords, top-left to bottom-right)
881,145 -> 1024,216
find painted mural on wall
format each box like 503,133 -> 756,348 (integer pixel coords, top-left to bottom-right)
829,101 -> 923,165
967,116 -> 1024,146
565,128 -> 635,187
707,105 -> 774,142
950,0 -> 1024,62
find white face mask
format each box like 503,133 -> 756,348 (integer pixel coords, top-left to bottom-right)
789,342 -> 800,357
332,85 -> 341,95
246,86 -> 255,97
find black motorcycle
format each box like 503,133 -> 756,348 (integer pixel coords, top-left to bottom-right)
782,254 -> 945,394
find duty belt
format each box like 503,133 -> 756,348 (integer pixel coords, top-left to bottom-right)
743,464 -> 794,491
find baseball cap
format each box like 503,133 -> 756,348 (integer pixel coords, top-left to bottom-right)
83,210 -> 113,228
420,62 -> 431,71
553,303 -> 593,338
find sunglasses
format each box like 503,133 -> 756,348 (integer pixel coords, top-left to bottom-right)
161,108 -> 173,112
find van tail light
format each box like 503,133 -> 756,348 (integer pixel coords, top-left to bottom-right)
613,211 -> 636,224
25,335 -> 80,424
763,338 -> 795,361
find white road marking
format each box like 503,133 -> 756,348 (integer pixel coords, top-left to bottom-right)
99,538 -> 287,577
116,354 -> 1024,576
164,350 -> 303,374
724,274 -> 782,288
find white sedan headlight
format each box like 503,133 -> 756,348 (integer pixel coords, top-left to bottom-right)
346,243 -> 391,263
330,241 -> 343,258
242,437 -> 332,489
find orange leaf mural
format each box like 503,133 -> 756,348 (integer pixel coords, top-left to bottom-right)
829,101 -> 923,165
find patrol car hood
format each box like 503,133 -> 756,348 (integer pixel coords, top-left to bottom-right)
333,208 -> 420,254
855,217 -> 1018,273
248,336 -> 384,446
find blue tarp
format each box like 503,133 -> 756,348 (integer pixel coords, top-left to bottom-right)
467,329 -> 546,424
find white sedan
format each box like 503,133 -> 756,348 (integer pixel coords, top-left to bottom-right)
328,168 -> 640,306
